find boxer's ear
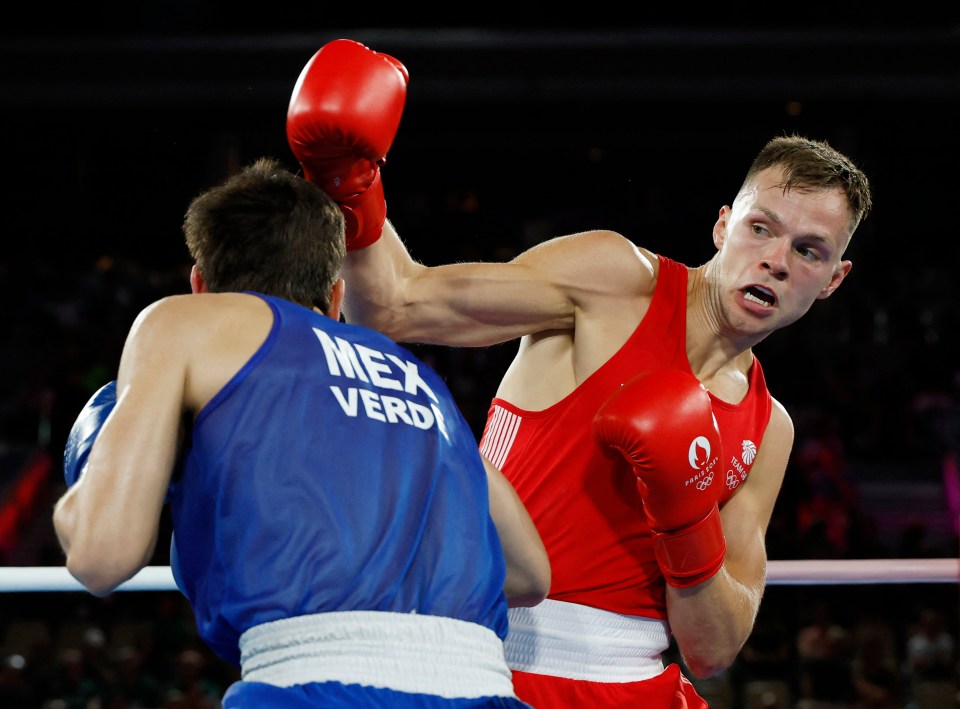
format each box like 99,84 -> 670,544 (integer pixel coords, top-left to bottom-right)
319,278 -> 345,320
190,265 -> 207,294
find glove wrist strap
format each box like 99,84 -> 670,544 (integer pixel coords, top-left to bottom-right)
653,504 -> 725,589
341,171 -> 385,250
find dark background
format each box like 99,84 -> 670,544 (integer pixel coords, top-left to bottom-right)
5,15 -> 960,468
2,11 -> 960,709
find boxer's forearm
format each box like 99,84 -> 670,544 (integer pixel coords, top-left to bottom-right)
666,537 -> 766,678
342,219 -> 424,336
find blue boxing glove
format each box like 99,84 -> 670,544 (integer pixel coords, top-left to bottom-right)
63,380 -> 117,487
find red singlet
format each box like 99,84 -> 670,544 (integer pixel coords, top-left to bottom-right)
480,255 -> 773,706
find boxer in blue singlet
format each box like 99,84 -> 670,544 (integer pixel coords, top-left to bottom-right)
54,158 -> 550,708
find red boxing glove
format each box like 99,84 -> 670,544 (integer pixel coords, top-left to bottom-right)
593,370 -> 725,588
287,39 -> 408,250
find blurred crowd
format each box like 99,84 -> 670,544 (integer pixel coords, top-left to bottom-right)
2,153 -> 960,707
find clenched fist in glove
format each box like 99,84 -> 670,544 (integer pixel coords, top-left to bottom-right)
593,369 -> 725,588
63,380 -> 117,488
287,39 -> 408,250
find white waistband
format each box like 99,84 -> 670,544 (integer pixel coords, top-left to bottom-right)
504,599 -> 670,682
239,611 -> 517,699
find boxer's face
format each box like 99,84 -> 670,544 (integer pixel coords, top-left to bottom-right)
710,167 -> 853,337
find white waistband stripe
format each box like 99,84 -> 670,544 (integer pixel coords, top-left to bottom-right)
239,611 -> 516,699
504,599 -> 669,682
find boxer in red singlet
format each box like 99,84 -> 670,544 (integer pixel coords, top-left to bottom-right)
289,40 -> 873,708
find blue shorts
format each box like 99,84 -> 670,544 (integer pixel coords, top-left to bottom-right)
222,680 -> 534,708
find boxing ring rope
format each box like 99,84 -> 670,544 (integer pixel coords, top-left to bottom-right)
0,559 -> 958,592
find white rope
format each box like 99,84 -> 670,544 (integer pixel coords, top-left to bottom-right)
766,558 -> 960,585
0,559 -> 957,592
0,566 -> 176,592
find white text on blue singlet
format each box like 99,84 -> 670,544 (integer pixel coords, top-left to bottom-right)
314,329 -> 449,441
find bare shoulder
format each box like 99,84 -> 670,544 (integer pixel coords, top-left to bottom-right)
720,397 -> 794,535
124,293 -> 274,410
128,292 -> 270,347
766,398 -> 795,448
749,398 -> 795,491
520,229 -> 649,265
125,294 -> 198,352
515,229 -> 658,302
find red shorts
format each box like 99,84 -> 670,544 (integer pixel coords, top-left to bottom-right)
511,663 -> 707,708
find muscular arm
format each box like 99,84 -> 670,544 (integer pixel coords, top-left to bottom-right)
52,299 -> 190,596
484,455 -> 551,607
53,294 -> 272,597
342,220 -> 651,346
666,399 -> 794,677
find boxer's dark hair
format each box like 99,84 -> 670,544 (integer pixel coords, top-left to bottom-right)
183,157 -> 346,311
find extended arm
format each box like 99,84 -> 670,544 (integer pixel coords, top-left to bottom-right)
286,40 -> 651,348
484,454 -> 551,607
665,400 -> 793,677
343,220 -> 650,347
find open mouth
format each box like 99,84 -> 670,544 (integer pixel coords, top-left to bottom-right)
744,286 -> 776,307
